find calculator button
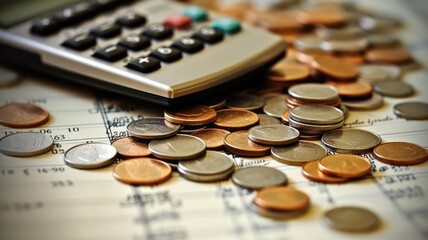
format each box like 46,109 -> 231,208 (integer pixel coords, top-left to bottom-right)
93,45 -> 127,61
163,14 -> 192,29
172,37 -> 204,53
62,33 -> 96,50
142,23 -> 173,40
150,47 -> 182,63
90,22 -> 121,38
126,56 -> 161,73
181,5 -> 208,22
211,18 -> 241,34
30,17 -> 61,36
91,0 -> 121,11
54,2 -> 94,25
192,27 -> 224,44
116,12 -> 146,28
118,34 -> 151,51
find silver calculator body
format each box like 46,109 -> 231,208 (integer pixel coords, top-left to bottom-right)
0,0 -> 285,105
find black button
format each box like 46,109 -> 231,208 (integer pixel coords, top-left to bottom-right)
172,37 -> 204,53
90,22 -> 121,38
62,33 -> 96,50
126,56 -> 161,73
116,12 -> 146,28
142,23 -> 173,40
53,2 -> 94,25
150,47 -> 182,63
192,27 -> 224,44
118,34 -> 151,51
92,45 -> 127,61
30,17 -> 61,36
91,0 -> 121,11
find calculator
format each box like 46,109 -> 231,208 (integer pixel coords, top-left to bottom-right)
0,0 -> 285,105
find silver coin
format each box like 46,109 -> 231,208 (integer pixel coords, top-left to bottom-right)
358,64 -> 401,84
232,166 -> 287,190
263,95 -> 287,118
339,105 -> 349,118
290,105 -> 344,124
149,134 -> 206,160
289,117 -> 343,135
294,35 -> 324,52
226,94 -> 265,111
0,132 -> 53,157
0,66 -> 19,86
127,117 -> 180,139
250,202 -> 308,219
373,81 -> 414,98
342,93 -> 384,110
257,114 -> 281,125
271,141 -> 328,166
316,25 -> 364,39
394,101 -> 428,120
180,124 -> 207,133
248,125 -> 300,145
64,143 -> 117,169
321,38 -> 368,53
288,83 -> 339,103
324,206 -> 380,232
178,151 -> 234,175
178,165 -> 234,182
322,129 -> 382,154
366,34 -> 400,48
360,15 -> 400,32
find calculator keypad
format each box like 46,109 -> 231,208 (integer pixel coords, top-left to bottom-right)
115,12 -> 146,28
118,34 -> 151,51
150,47 -> 182,63
90,22 -> 121,38
142,23 -> 174,40
172,37 -> 204,53
62,33 -> 97,50
163,14 -> 192,29
192,27 -> 224,44
93,45 -> 127,61
126,56 -> 161,73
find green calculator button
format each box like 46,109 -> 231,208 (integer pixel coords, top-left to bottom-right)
181,5 -> 207,22
211,18 -> 241,34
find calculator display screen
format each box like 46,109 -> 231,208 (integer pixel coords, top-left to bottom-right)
0,0 -> 81,27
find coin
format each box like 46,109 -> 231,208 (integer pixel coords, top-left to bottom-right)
326,81 -> 373,99
324,206 -> 380,232
294,35 -> 324,52
64,143 -> 117,169
272,141 -> 328,165
286,95 -> 342,108
373,142 -> 428,165
341,93 -> 384,110
267,62 -> 310,84
393,101 -> 428,120
213,109 -> 259,131
0,66 -> 19,86
360,15 -> 400,32
149,134 -> 206,160
321,38 -> 369,54
232,166 -> 287,190
0,132 -> 53,157
178,166 -> 235,182
281,109 -> 290,124
290,105 -> 344,124
112,137 -> 150,158
224,130 -> 271,157
297,5 -> 346,26
365,47 -> 412,64
373,81 -> 414,98
244,10 -> 303,32
127,118 -> 180,139
288,117 -> 343,135
322,129 -> 382,154
178,151 -> 234,175
263,95 -> 288,118
288,83 -> 339,103
366,34 -> 399,48
257,114 -> 281,125
0,103 -> 49,128
318,154 -> 372,178
179,124 -> 207,134
226,94 -> 265,111
358,64 -> 401,84
113,157 -> 172,185
254,186 -> 310,211
316,25 -> 364,39
299,133 -> 321,141
248,125 -> 300,145
191,128 -> 230,150
164,105 -> 217,126
249,202 -> 308,219
201,95 -> 227,110
302,160 -> 348,183
312,55 -> 358,80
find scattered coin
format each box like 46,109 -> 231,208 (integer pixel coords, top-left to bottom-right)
178,151 -> 234,175
293,35 -> 324,52
302,160 -> 348,183
248,125 -> 300,145
393,101 -> 428,120
297,5 -> 346,26
149,134 -> 206,160
201,95 -> 227,110
127,118 -> 180,139
267,62 -> 310,86
365,47 -> 412,64
321,38 -> 369,54
213,109 -> 259,131
164,104 -> 217,126
341,92 -> 384,110
254,186 -> 310,211
288,83 -> 339,103
318,154 -> 372,178
326,81 -> 373,99
232,166 -> 287,190
322,129 -> 382,154
360,15 -> 400,32
288,117 -> 343,135
224,130 -> 271,157
324,206 -> 380,232
226,94 -> 265,111
373,142 -> 428,165
249,201 -> 308,219
299,133 -> 321,141
191,128 -> 230,150
366,34 -> 400,48
113,157 -> 172,185
281,109 -> 290,125
0,103 -> 49,128
112,137 -> 150,158
316,25 -> 364,39
0,66 -> 19,86
272,141 -> 328,165
257,114 -> 281,125
64,143 -> 117,169
0,132 -> 54,157
179,124 -> 207,134
178,166 -> 234,182
290,105 -> 344,124
244,9 -> 303,32
312,55 -> 358,80
263,95 -> 288,118
358,64 -> 401,84
373,81 -> 414,98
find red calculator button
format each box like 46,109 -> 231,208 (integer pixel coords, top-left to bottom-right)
163,14 -> 192,29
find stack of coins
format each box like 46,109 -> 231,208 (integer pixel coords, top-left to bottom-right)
288,105 -> 344,135
287,83 -> 341,109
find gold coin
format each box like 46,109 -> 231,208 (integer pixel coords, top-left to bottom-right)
113,158 -> 172,185
112,137 -> 151,158
224,130 -> 271,157
318,154 -> 372,178
164,104 -> 217,126
212,109 -> 259,131
191,128 -> 230,150
254,186 -> 310,211
373,142 -> 428,165
0,103 -> 49,128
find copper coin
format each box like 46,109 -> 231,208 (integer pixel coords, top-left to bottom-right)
286,96 -> 342,108
213,109 -> 259,131
254,186 -> 310,211
244,10 -> 304,32
268,61 -> 310,82
191,128 -> 230,150
0,103 -> 49,128
302,160 -> 348,183
325,81 -> 373,99
373,142 -> 428,166
281,109 -> 290,125
112,137 -> 151,158
339,54 -> 365,66
297,6 -> 346,26
296,51 -> 331,64
113,157 -> 172,185
318,154 -> 372,178
365,47 -> 412,64
312,55 -> 358,80
224,130 -> 271,157
164,104 -> 217,126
